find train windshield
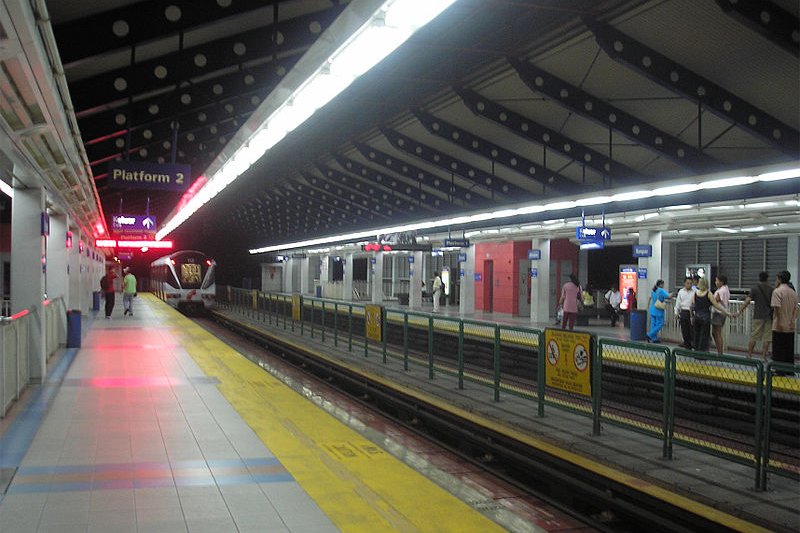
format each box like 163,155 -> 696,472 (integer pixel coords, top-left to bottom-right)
174,252 -> 208,289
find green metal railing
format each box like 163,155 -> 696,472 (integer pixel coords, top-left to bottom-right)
215,286 -> 799,490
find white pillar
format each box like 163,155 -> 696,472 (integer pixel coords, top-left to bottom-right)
408,251 -> 423,309
637,230 -> 662,309
343,253 -> 353,301
530,238 -> 551,326
11,185 -> 47,379
371,253 -> 384,304
300,257 -> 311,295
662,241 -> 674,292
47,214 -> 69,304
319,255 -> 330,297
391,255 -> 400,297
787,236 -> 799,284
459,245 -> 475,315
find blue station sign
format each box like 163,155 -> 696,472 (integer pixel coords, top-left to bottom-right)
637,267 -> 648,279
457,253 -> 467,262
444,238 -> 470,248
112,214 -> 157,234
107,161 -> 191,192
576,226 -> 611,240
632,244 -> 653,257
528,249 -> 541,260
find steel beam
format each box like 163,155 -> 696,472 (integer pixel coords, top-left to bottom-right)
714,0 -> 799,56
413,108 -> 583,195
456,88 -> 646,183
586,18 -> 799,158
302,170 -> 417,218
352,143 -> 484,207
288,183 -> 383,224
382,129 -> 528,202
508,57 -> 719,172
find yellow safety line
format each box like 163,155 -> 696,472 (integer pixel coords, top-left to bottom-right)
151,297 -> 504,533
214,310 -> 771,533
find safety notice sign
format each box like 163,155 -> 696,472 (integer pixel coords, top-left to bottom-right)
544,328 -> 592,396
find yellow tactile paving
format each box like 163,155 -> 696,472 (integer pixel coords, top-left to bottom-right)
149,296 -> 504,533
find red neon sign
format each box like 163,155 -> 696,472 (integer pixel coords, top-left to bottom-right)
95,239 -> 173,249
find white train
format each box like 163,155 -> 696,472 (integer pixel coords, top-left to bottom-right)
150,250 -> 216,313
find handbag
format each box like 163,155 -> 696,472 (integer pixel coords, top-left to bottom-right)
654,299 -> 666,310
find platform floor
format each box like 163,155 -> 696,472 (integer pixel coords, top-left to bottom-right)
0,296 -> 582,532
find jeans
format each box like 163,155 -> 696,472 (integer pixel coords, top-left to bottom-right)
123,293 -> 134,314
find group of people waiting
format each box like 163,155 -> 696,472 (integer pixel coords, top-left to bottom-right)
655,271 -> 798,364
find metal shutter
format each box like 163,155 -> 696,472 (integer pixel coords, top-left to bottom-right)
698,241 -> 717,266
741,239 -> 765,289
675,242 -> 697,285
765,238 -> 788,279
718,240 -> 741,288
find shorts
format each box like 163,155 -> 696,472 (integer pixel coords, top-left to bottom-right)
750,318 -> 772,343
711,312 -> 726,327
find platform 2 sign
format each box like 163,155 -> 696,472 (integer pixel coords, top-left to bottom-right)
365,305 -> 383,342
544,328 -> 592,396
107,161 -> 191,192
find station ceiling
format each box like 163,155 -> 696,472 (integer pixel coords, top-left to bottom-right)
46,0 -> 799,253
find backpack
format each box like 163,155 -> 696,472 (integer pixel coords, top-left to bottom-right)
100,276 -> 109,291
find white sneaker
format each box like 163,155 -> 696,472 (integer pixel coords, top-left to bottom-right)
105,316 -> 112,320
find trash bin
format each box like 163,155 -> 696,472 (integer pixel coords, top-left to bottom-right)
630,309 -> 648,341
315,285 -> 322,297
92,291 -> 101,311
66,310 -> 81,348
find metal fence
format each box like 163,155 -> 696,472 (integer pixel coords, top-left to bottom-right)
216,286 -> 799,489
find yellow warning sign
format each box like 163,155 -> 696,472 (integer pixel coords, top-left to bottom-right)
291,294 -> 301,321
365,304 -> 382,342
544,328 -> 591,396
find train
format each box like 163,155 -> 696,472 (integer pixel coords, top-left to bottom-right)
150,250 -> 216,313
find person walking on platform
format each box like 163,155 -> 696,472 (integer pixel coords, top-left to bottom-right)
711,275 -> 730,355
559,274 -> 581,330
100,267 -> 117,319
605,285 -> 622,326
674,277 -> 695,349
771,270 -> 798,368
691,277 -> 730,352
122,267 -> 137,316
647,279 -> 669,343
737,271 -> 774,360
432,271 -> 443,312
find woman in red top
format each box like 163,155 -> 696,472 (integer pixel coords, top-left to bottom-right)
559,274 -> 581,330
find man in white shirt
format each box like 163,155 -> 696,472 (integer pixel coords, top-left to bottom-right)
674,277 -> 695,349
432,271 -> 443,312
604,285 -> 622,326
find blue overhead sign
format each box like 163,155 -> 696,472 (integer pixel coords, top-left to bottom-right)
444,238 -> 470,248
632,244 -> 652,257
528,249 -> 541,260
576,226 -> 611,240
107,161 -> 191,192
112,214 -> 157,234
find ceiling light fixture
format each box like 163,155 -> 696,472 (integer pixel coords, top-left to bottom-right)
249,165 -> 800,254
157,0 -> 460,240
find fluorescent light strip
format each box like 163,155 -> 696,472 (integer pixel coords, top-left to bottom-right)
157,0 -> 459,241
249,166 -> 800,254
0,180 -> 13,198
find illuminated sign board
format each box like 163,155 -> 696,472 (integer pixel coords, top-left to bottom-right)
95,239 -> 173,249
576,226 -> 611,240
107,161 -> 191,192
443,238 -> 470,248
112,214 -> 157,233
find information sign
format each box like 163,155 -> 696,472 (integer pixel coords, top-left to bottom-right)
107,161 -> 191,192
637,267 -> 648,279
457,253 -> 467,262
407,256 -> 415,264
575,226 -> 611,240
112,214 -> 157,234
443,238 -> 470,248
632,244 -> 652,257
292,294 -> 301,321
365,305 -> 383,342
528,249 -> 541,260
530,268 -> 538,278
474,273 -> 482,282
544,328 -> 592,396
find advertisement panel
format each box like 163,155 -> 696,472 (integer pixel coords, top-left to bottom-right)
619,265 -> 638,311
365,305 -> 383,342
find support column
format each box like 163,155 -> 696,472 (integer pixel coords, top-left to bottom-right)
371,253 -> 384,304
530,238 -> 551,326
408,251 -> 423,309
342,253 -> 353,301
391,255 -> 400,297
67,227 -> 81,310
787,236 -> 799,286
282,259 -> 292,293
459,245 -> 475,315
47,214 -> 69,304
319,255 -> 330,297
300,257 -> 311,295
11,185 -> 46,379
637,230 -> 662,309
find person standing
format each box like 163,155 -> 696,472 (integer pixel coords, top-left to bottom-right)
647,279 -> 669,343
737,271 -> 774,360
100,267 -> 117,319
432,271 -> 443,312
711,275 -> 730,355
122,267 -> 137,316
559,274 -> 581,330
674,277 -> 695,349
605,285 -> 622,326
692,277 -> 730,352
771,270 -> 798,367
